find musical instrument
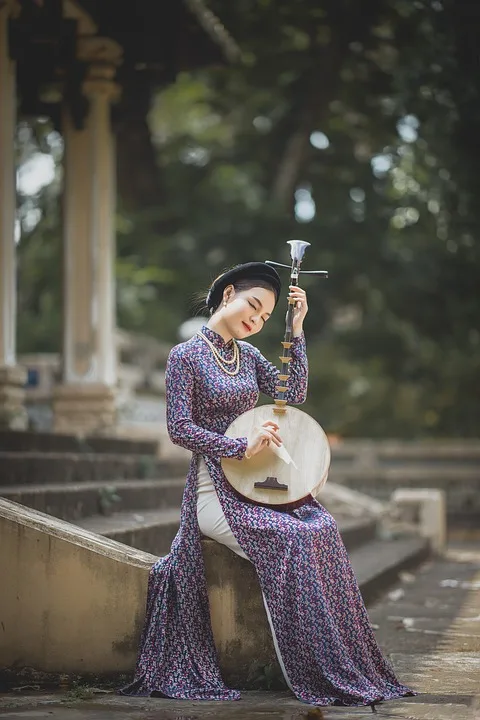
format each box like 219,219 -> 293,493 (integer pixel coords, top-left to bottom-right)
221,240 -> 331,509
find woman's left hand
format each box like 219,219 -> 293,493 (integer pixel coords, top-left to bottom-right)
288,284 -> 308,335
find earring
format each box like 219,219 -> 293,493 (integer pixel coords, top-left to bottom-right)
223,301 -> 227,308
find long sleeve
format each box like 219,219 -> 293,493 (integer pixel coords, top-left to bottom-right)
252,332 -> 308,404
166,346 -> 248,459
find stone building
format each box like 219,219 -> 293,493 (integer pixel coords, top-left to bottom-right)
0,0 -> 237,436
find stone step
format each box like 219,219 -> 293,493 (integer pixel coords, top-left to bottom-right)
333,515 -> 377,549
331,439 -> 480,466
0,478 -> 186,523
0,452 -> 190,486
329,466 -> 480,524
74,510 -> 378,558
350,535 -> 430,605
329,465 -> 480,482
0,429 -> 159,455
76,508 -> 182,557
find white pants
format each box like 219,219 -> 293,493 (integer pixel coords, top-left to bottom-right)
196,456 -> 293,691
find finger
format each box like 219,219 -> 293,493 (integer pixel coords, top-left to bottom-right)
262,429 -> 283,446
261,425 -> 280,437
262,420 -> 280,430
263,426 -> 281,439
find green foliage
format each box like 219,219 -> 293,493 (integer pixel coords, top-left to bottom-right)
16,206 -> 62,354
16,120 -> 63,354
97,486 -> 121,516
63,681 -> 95,701
15,0 -> 480,437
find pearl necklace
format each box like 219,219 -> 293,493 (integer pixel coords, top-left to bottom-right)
197,330 -> 240,376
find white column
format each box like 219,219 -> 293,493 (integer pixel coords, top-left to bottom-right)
0,0 -> 27,429
53,37 -> 122,435
61,87 -> 117,387
0,0 -> 17,369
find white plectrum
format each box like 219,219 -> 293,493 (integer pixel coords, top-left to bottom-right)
270,441 -> 298,469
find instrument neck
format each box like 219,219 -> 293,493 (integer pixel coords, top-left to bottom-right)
273,260 -> 302,414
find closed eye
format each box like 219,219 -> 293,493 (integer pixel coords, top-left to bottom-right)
248,300 -> 268,323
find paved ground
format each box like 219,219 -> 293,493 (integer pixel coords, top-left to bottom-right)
1,538 -> 479,720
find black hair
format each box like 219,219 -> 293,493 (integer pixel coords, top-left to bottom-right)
193,277 -> 279,317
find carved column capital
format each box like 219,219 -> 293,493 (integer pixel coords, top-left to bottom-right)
77,35 -> 122,101
77,35 -> 123,66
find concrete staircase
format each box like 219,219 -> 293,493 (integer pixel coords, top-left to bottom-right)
0,430 -> 188,557
0,429 -> 432,688
0,430 -> 429,588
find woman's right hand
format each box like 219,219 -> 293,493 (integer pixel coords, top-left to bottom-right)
245,420 -> 282,458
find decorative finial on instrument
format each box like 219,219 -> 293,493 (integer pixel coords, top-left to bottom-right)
288,239 -> 311,263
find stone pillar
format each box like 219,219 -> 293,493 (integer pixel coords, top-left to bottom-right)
52,37 -> 122,436
0,0 -> 27,430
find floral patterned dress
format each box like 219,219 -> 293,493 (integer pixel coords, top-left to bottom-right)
121,325 -> 415,706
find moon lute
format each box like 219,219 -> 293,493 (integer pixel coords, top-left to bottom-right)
222,240 -> 330,509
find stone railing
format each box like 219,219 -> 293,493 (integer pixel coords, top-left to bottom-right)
0,498 -> 153,679
328,439 -> 480,526
19,348 -> 167,434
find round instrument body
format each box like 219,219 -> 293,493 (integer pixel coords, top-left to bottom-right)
221,404 -> 330,508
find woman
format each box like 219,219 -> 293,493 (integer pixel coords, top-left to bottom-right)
121,262 -> 415,708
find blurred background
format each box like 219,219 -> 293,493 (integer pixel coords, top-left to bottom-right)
12,0 -> 480,439
1,4 -> 479,686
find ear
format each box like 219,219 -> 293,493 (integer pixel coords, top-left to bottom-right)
223,284 -> 235,302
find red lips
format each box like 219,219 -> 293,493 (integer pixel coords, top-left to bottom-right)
242,321 -> 251,332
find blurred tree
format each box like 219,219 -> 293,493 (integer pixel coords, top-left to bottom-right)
16,120 -> 63,353
15,0 -> 480,437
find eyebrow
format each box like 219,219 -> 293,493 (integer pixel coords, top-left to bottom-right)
252,296 -> 271,317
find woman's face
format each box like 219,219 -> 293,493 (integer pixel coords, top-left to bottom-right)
222,285 -> 276,338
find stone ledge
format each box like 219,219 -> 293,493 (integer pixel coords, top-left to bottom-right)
0,498 -> 429,690
0,498 -> 155,677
